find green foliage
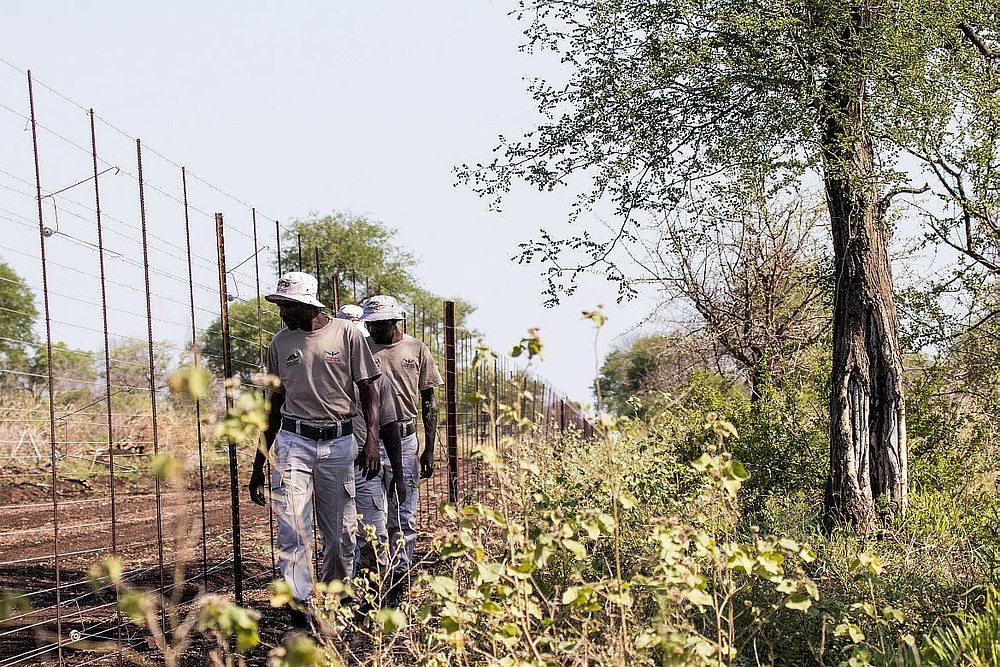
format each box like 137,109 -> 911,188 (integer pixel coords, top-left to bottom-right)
460,0 -> 1000,305
25,341 -> 96,400
918,591 -> 1000,666
599,333 -> 708,417
212,375 -> 272,445
200,297 -> 281,377
280,211 -> 418,303
197,597 -> 260,653
509,327 -> 543,361
0,259 -> 37,371
278,211 -> 476,328
88,555 -> 260,666
415,413 -> 824,665
166,364 -> 212,401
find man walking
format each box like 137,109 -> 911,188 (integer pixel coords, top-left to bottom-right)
334,305 -> 407,588
359,295 -> 443,605
247,272 -> 381,630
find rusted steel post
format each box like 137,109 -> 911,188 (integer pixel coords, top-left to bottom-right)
252,211 -> 276,578
181,167 -> 210,590
560,399 -> 567,432
352,268 -> 357,303
90,110 -> 119,551
296,233 -> 302,271
28,70 -> 64,666
216,212 -> 244,603
275,220 -> 282,276
314,247 -> 321,306
332,273 -> 340,312
90,112 -> 125,653
272,221 -> 282,578
444,302 -> 459,504
253,209 -> 265,370
137,140 -> 167,618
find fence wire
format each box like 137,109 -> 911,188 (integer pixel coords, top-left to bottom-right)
0,66 -> 593,666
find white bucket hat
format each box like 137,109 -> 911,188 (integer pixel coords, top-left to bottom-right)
335,304 -> 364,321
360,295 -> 404,322
335,303 -> 369,336
264,271 -> 325,308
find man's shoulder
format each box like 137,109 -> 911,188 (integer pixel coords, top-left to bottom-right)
269,327 -> 293,347
401,333 -> 431,352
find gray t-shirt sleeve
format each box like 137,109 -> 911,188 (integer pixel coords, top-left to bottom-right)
418,341 -> 444,390
266,338 -> 284,393
350,326 -> 381,383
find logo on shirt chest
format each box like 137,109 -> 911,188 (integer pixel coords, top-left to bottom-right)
402,357 -> 418,370
285,351 -> 301,368
324,350 -> 342,363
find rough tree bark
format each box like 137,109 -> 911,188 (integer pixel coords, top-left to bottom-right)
821,8 -> 908,534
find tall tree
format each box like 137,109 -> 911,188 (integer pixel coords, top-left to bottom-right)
461,0 -> 1000,532
599,332 -> 710,416
278,211 -> 420,308
0,259 -> 37,373
26,342 -> 96,400
279,211 -> 476,323
660,180 -> 831,400
202,212 -> 476,378
201,297 -> 282,378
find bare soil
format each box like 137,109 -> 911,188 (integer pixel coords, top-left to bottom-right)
0,458 -> 482,666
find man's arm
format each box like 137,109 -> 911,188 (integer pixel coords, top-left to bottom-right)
249,392 -> 284,506
419,387 -> 437,478
379,422 -> 407,504
356,377 -> 381,477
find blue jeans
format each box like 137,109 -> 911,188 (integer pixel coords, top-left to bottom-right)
270,428 -> 357,603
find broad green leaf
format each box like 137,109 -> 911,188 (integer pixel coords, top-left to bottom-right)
784,593 -> 813,611
687,589 -> 714,607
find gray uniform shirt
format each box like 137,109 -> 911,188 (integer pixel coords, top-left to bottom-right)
369,334 -> 443,421
267,317 -> 380,422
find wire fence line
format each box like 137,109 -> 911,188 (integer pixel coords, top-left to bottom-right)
0,67 -> 595,664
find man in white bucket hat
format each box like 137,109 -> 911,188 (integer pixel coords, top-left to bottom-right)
360,294 -> 443,606
334,305 -> 408,605
248,272 -> 382,631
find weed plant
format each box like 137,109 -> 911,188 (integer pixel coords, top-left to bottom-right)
6,322 -> 1000,666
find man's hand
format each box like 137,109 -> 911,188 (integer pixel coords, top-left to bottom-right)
390,476 -> 407,504
248,466 -> 266,506
356,443 -> 381,481
419,446 -> 435,478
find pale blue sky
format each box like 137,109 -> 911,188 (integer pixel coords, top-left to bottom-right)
0,2 -> 659,403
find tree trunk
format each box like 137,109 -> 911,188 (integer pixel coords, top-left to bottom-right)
820,11 -> 908,534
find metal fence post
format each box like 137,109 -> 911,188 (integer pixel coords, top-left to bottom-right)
216,212 -> 244,604
444,301 -> 459,504
27,69 -> 64,666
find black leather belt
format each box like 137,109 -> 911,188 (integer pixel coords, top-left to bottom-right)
281,417 -> 353,441
399,420 -> 416,438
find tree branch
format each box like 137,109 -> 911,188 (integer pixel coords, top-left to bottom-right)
878,183 -> 930,219
959,21 -> 999,59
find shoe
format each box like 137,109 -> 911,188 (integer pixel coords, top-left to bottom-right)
288,607 -> 310,630
384,571 -> 409,608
